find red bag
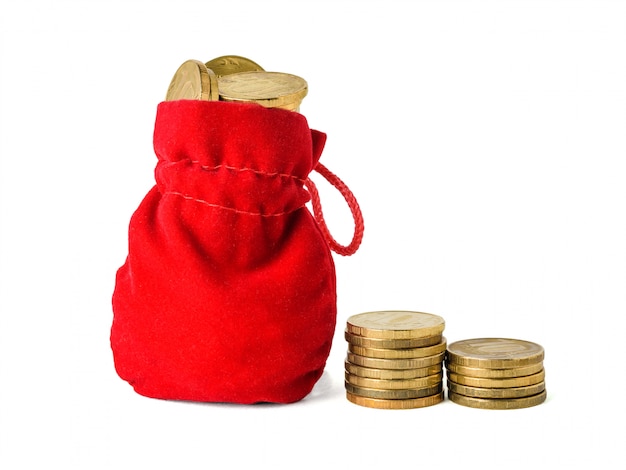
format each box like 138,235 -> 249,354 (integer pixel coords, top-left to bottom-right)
111,100 -> 363,404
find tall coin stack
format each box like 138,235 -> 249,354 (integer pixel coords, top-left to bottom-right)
344,311 -> 447,409
445,338 -> 547,410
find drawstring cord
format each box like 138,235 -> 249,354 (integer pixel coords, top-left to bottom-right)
305,162 -> 364,256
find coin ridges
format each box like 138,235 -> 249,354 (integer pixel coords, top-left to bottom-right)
346,391 -> 444,409
447,369 -> 545,388
345,330 -> 443,349
447,390 -> 547,410
345,382 -> 442,399
345,360 -> 442,380
447,380 -> 546,399
348,337 -> 447,359
345,371 -> 443,390
347,351 -> 445,370
445,361 -> 544,378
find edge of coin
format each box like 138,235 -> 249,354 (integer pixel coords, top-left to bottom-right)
217,71 -> 308,108
347,351 -> 446,370
346,391 -> 444,410
348,337 -> 447,359
345,381 -> 442,400
345,371 -> 443,390
447,369 -> 545,388
345,330 -> 443,349
345,360 -> 442,379
446,338 -> 545,368
165,59 -> 217,102
346,311 -> 445,340
447,380 -> 546,399
205,55 -> 265,77
447,390 -> 547,410
445,361 -> 544,378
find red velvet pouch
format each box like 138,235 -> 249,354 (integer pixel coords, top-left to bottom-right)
111,100 -> 363,404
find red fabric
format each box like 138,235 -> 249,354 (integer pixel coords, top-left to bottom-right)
111,100 -> 338,404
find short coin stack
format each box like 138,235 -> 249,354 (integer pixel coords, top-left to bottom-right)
344,311 -> 447,409
446,338 -> 547,410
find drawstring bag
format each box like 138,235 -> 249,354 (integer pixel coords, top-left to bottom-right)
111,100 -> 363,404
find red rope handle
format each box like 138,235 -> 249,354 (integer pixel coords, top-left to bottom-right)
305,162 -> 364,256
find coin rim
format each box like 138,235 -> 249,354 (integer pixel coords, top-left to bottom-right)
165,59 -> 215,102
346,311 -> 445,339
204,55 -> 265,77
217,71 -> 308,107
446,338 -> 545,368
346,391 -> 444,409
446,369 -> 545,388
345,371 -> 443,390
345,360 -> 442,379
348,338 -> 447,359
345,382 -> 443,400
447,389 -> 547,409
447,380 -> 546,399
345,330 -> 443,349
347,351 -> 446,370
445,361 -> 544,378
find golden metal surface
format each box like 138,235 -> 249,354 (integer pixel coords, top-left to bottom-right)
346,311 -> 445,340
447,369 -> 545,388
205,55 -> 264,77
217,71 -> 308,109
346,391 -> 444,409
448,390 -> 547,410
165,59 -> 219,102
348,337 -> 447,359
447,380 -> 546,399
446,338 -> 544,368
345,371 -> 443,390
445,361 -> 544,378
345,360 -> 442,380
345,382 -> 442,400
347,351 -> 445,370
345,330 -> 442,349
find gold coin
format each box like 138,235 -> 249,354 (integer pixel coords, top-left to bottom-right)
345,371 -> 443,390
346,391 -> 444,409
345,330 -> 442,349
448,390 -> 547,410
348,337 -> 447,359
447,380 -> 546,399
346,311 -> 445,340
217,71 -> 308,109
445,361 -> 544,378
165,59 -> 219,102
347,351 -> 445,370
345,360 -> 442,380
447,369 -> 545,388
204,55 -> 264,77
446,338 -> 544,368
345,382 -> 442,400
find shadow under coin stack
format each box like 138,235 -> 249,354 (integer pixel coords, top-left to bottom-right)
344,311 -> 447,409
446,338 -> 547,410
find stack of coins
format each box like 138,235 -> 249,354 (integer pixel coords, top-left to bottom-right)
165,56 -> 308,112
344,311 -> 447,409
446,338 -> 547,410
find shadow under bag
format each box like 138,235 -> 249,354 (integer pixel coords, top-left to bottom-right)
111,100 -> 363,404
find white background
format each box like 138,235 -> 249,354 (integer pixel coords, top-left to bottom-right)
1,0 -> 625,468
